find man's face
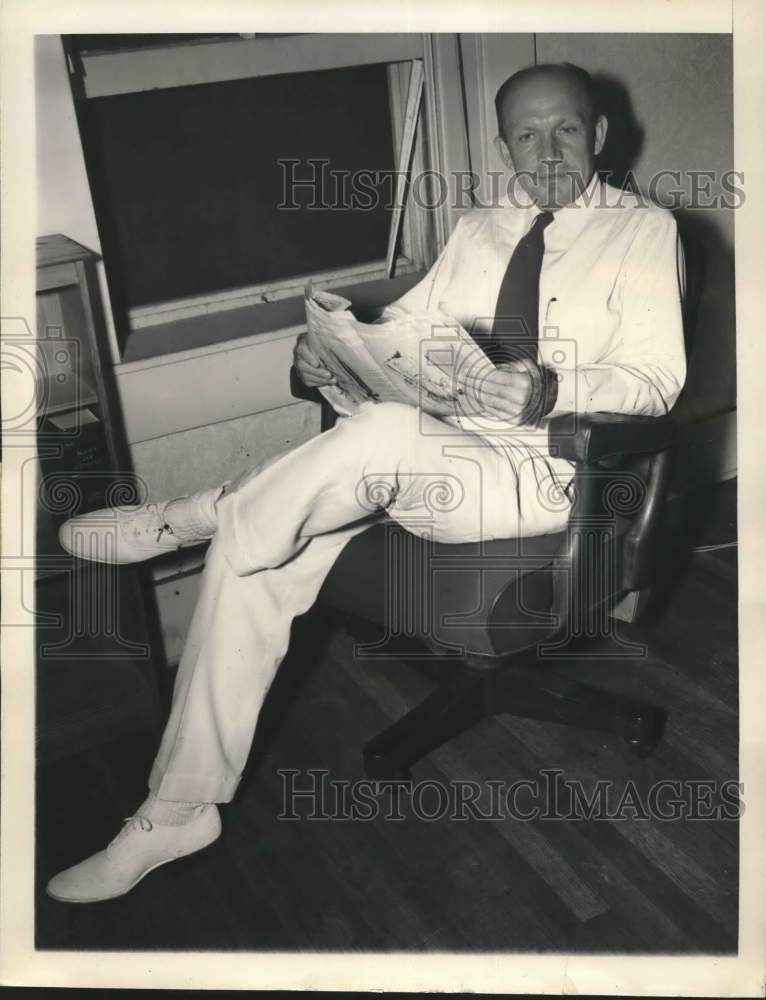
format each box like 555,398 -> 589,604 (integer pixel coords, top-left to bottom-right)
496,73 -> 607,210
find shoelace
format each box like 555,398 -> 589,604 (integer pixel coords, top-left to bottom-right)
156,522 -> 174,543
133,501 -> 175,543
122,501 -> 174,543
107,814 -> 154,851
134,503 -> 173,541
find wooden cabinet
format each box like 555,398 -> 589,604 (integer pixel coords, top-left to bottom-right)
35,235 -> 163,762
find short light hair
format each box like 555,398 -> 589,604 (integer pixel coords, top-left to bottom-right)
495,63 -> 600,138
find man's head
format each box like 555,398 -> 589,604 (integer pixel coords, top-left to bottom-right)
494,63 -> 608,210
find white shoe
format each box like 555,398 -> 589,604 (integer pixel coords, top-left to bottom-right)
58,496 -> 216,565
46,806 -> 222,903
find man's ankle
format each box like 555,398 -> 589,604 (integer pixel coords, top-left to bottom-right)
139,792 -> 211,827
163,484 -> 227,540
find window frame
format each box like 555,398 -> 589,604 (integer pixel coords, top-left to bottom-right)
66,33 -> 458,356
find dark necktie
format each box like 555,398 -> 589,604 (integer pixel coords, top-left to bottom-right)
487,209 -> 554,365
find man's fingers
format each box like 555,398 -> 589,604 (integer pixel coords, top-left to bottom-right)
301,368 -> 337,387
294,336 -> 324,369
301,363 -> 335,381
478,370 -> 531,407
300,368 -> 335,389
295,341 -> 336,383
481,368 -> 524,389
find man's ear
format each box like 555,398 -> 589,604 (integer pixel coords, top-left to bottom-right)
594,114 -> 608,156
494,133 -> 514,169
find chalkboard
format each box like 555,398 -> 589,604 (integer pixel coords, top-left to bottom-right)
80,63 -> 396,308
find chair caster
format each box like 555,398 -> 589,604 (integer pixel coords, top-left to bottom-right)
617,703 -> 666,758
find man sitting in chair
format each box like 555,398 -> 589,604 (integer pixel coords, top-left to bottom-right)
47,62 -> 686,902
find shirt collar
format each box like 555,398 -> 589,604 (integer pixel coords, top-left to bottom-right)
501,171 -> 601,217
497,171 -> 601,250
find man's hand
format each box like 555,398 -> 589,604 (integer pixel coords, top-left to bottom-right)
293,333 -> 337,389
476,362 -> 534,423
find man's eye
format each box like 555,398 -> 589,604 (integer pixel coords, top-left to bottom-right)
517,133 -> 534,143
559,125 -> 579,134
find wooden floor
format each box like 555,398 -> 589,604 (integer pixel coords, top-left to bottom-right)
35,480 -> 739,953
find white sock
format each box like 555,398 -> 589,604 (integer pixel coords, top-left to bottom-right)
163,484 -> 227,540
137,792 -> 211,827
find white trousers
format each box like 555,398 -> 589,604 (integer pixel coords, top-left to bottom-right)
148,402 -> 574,803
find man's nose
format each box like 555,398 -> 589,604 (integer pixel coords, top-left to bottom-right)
539,133 -> 562,167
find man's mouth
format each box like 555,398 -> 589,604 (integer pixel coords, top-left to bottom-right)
543,170 -> 580,190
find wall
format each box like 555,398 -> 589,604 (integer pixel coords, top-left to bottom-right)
459,34 -> 536,198
35,36 -> 119,361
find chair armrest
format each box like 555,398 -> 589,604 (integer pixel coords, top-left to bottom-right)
550,414 -> 678,614
547,412 -> 677,465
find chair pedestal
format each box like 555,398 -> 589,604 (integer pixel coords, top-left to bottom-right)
363,670 -> 486,780
608,587 -> 653,623
483,662 -> 665,757
362,655 -> 666,780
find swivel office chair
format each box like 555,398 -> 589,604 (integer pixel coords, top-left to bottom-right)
292,234 -> 695,781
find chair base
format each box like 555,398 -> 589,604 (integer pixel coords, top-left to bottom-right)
608,587 -> 654,623
362,656 -> 666,780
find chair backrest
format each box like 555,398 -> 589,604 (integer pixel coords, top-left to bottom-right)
676,219 -> 706,362
608,225 -> 701,594
617,449 -> 676,592
555,224 -> 701,621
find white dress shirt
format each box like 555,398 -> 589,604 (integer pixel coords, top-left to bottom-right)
384,174 -> 687,451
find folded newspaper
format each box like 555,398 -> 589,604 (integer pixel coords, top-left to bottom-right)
304,283 -> 497,419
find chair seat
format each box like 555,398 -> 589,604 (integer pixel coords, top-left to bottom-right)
319,516 -> 630,662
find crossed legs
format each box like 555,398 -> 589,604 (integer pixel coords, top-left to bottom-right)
47,402 -> 573,900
